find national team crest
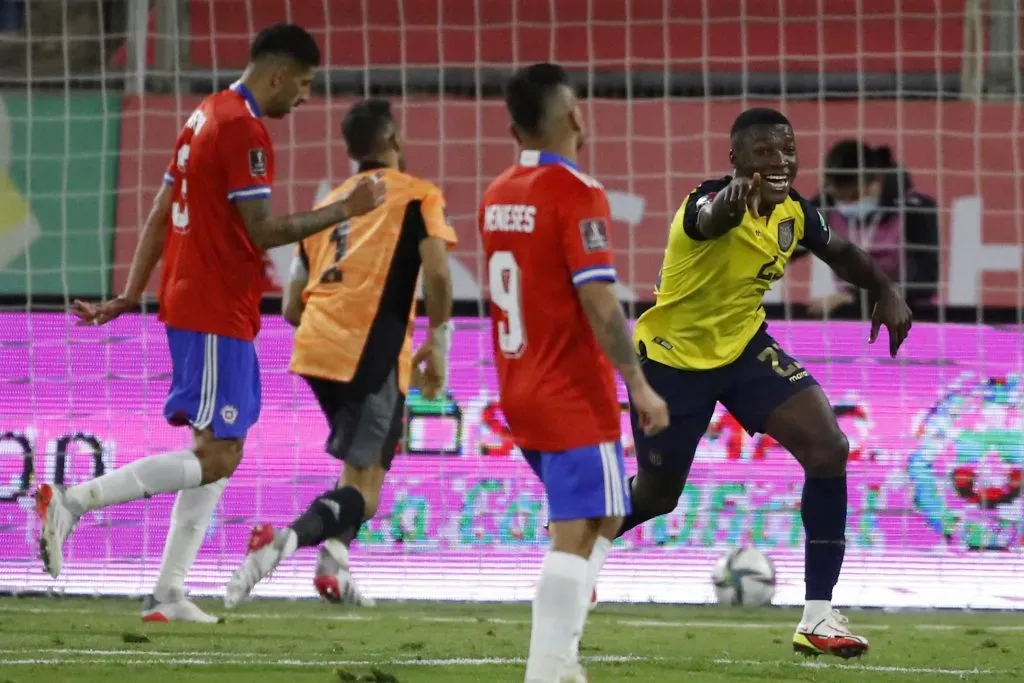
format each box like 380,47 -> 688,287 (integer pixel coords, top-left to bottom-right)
220,405 -> 238,425
777,218 -> 795,251
248,148 -> 267,176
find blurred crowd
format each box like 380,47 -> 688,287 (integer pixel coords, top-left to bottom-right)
0,1 -> 940,313
0,0 -> 126,78
803,141 -> 940,317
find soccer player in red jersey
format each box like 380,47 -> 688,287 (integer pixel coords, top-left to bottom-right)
480,63 -> 669,683
36,24 -> 385,622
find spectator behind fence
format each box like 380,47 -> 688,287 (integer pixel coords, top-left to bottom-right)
803,140 -> 939,316
0,0 -> 24,32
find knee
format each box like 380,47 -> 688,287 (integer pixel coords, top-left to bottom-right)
597,515 -> 623,539
549,519 -> 599,558
194,440 -> 243,482
633,472 -> 685,516
799,428 -> 850,477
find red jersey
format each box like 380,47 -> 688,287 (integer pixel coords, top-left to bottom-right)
480,150 -> 621,452
158,82 -> 275,341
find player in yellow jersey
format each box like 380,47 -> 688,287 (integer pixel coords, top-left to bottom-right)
618,108 -> 912,658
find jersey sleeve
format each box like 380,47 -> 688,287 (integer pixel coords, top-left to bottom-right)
163,155 -> 176,186
560,184 -> 616,288
420,188 -> 458,246
218,117 -> 273,203
680,177 -> 731,241
797,197 -> 832,252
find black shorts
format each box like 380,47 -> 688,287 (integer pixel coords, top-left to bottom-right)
303,367 -> 405,471
630,324 -> 818,478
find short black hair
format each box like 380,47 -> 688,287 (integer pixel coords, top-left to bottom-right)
342,99 -> 395,160
825,139 -> 896,184
504,63 -> 571,136
730,108 -> 791,140
249,23 -> 321,67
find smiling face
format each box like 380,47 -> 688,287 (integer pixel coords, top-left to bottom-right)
730,123 -> 799,205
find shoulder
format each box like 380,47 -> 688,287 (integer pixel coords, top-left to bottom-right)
401,172 -> 444,200
481,167 -> 519,203
212,97 -> 268,137
215,115 -> 270,151
532,165 -> 605,207
314,183 -> 349,210
554,163 -> 604,191
903,190 -> 937,211
683,176 -> 732,208
545,166 -> 608,214
786,186 -> 812,205
786,187 -> 822,219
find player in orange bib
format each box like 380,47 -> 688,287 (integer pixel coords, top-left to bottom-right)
224,99 -> 456,608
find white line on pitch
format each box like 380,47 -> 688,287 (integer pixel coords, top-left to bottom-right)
0,651 -> 1008,677
0,653 -> 648,667
0,603 -> 1022,632
714,658 -> 1006,677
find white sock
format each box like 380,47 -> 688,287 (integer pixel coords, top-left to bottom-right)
525,551 -> 589,683
801,599 -> 832,626
278,528 -> 299,558
64,450 -> 202,516
572,537 -> 612,653
319,538 -> 350,570
153,477 -> 228,603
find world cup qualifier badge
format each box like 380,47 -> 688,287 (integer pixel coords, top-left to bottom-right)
579,218 -> 609,252
248,148 -> 267,176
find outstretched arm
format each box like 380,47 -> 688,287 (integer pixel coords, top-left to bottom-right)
123,183 -> 173,303
561,186 -> 668,435
691,174 -> 764,239
812,231 -> 892,297
235,177 -> 383,251
576,281 -> 646,391
220,117 -> 386,251
71,183 -> 173,325
806,220 -> 912,357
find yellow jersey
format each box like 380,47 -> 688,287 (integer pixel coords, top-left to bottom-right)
634,176 -> 831,370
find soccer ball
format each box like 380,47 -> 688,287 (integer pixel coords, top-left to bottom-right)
711,547 -> 776,607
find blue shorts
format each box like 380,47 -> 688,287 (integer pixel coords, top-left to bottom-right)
632,323 -> 818,478
163,326 -> 261,440
523,442 -> 631,522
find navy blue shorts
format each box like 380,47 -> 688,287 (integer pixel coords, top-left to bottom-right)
163,326 -> 261,440
631,324 -> 817,477
523,442 -> 631,522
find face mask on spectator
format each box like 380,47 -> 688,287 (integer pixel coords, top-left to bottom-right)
834,196 -> 879,221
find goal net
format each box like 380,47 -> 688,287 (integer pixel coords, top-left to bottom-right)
1,0 -> 1022,610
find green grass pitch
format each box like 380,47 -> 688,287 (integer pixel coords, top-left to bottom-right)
0,597 -> 1020,682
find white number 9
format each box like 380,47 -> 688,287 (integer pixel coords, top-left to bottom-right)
488,250 -> 525,358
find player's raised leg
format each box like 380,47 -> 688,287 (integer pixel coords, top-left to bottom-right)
36,329 -> 255,581
615,348 -> 719,541
141,328 -> 260,622
303,371 -> 405,607
720,330 -> 867,659
525,445 -> 628,683
223,368 -> 404,609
